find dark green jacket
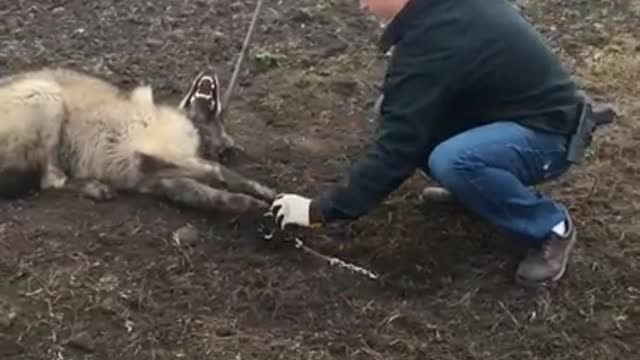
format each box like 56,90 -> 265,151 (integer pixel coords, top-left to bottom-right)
315,0 -> 580,222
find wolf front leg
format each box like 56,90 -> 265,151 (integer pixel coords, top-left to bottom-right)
137,177 -> 269,215
137,153 -> 277,202
201,159 -> 277,202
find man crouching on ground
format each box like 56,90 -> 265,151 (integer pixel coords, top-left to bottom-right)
271,0 -> 593,288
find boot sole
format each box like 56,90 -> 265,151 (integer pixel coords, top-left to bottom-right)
420,188 -> 456,204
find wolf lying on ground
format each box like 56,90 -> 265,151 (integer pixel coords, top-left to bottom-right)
0,67 -> 277,214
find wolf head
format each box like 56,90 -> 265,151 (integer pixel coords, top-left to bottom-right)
178,70 -> 240,161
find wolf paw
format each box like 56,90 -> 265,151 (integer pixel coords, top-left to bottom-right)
81,181 -> 115,201
40,169 -> 67,189
253,183 -> 277,202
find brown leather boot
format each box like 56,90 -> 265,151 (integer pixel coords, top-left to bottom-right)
515,214 -> 577,288
420,186 -> 455,204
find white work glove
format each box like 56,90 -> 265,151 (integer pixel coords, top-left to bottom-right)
270,194 -> 312,229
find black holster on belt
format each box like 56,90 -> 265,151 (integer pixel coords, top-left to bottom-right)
565,98 -> 617,164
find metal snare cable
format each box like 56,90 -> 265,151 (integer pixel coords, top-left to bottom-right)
218,0 -> 266,122
259,213 -> 380,281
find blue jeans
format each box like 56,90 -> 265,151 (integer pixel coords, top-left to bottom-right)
422,121 -> 572,247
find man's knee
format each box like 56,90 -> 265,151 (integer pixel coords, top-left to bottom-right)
427,140 -> 470,187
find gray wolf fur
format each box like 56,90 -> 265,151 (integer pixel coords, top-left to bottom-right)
0,67 -> 276,214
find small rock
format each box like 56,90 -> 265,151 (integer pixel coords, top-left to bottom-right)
173,225 -> 199,246
215,326 -> 236,337
97,274 -> 119,292
291,8 -> 313,23
65,331 -> 95,353
0,300 -> 17,330
145,38 -> 164,47
98,296 -> 119,315
0,311 -> 15,329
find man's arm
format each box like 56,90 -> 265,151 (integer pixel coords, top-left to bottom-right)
313,47 -> 464,223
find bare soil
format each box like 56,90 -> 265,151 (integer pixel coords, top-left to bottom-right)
0,0 -> 638,359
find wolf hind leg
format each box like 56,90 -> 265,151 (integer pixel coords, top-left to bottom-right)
137,177 -> 269,215
61,179 -> 116,201
15,80 -> 70,190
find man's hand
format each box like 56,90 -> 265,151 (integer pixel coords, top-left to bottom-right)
270,194 -> 324,229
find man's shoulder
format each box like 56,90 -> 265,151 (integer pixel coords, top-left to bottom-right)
394,0 -> 528,44
379,0 -> 473,54
389,1 -> 483,57
386,19 -> 470,77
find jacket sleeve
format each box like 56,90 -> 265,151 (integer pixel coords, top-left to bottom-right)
314,45 -> 463,222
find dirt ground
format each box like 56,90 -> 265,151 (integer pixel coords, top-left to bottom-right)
0,0 -> 638,359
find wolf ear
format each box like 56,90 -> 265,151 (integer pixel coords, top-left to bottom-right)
130,85 -> 155,107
